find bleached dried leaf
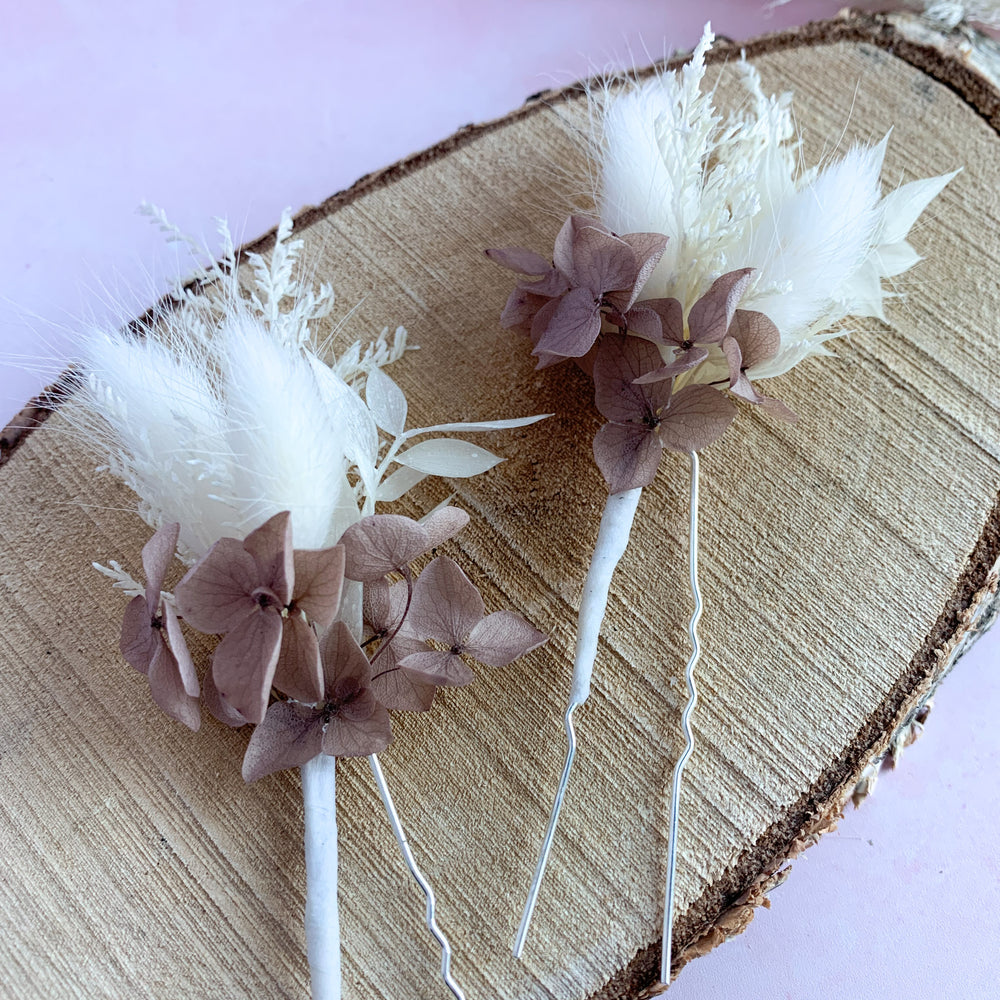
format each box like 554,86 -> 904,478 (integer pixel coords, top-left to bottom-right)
394,438 -> 503,478
365,366 -> 408,438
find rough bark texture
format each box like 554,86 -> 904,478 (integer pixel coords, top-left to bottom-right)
1,10 -> 998,1000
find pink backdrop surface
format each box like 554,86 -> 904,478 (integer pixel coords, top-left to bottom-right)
2,3 -> 997,999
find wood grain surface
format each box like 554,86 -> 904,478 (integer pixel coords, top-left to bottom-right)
1,12 -> 998,1000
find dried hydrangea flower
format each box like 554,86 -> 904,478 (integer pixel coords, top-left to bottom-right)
242,621 -> 393,782
593,334 -> 736,494
488,215 -> 666,366
398,556 -> 548,686
175,510 -> 345,723
119,521 -> 200,730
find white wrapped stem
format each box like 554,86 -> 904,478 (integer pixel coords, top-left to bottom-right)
514,485 -> 642,957
301,753 -> 341,1000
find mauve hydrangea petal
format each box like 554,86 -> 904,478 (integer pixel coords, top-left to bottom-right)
371,665 -> 436,712
727,309 -> 781,368
273,614 -> 323,703
593,334 -> 671,423
147,642 -> 201,731
532,286 -> 602,359
687,268 -> 754,344
642,298 -> 685,345
501,288 -> 548,331
593,420 -> 664,494
163,601 -> 198,697
568,224 -> 638,295
292,546 -> 345,629
399,649 -> 476,687
121,594 -> 157,674
464,610 -> 548,667
212,607 -> 283,724
141,522 -> 179,608
729,375 -> 798,422
484,246 -> 552,276
242,701 -> 324,782
722,336 -> 744,387
319,620 -> 373,698
340,514 -> 430,582
242,511 -> 294,607
321,701 -> 392,758
621,305 -> 664,344
620,232 -> 668,305
525,269 -> 570,298
363,577 -> 391,633
658,385 -> 737,454
552,215 -> 585,276
175,536 -> 259,633
406,556 -> 484,646
633,345 -> 709,385
421,506 -> 469,550
202,668 -> 248,728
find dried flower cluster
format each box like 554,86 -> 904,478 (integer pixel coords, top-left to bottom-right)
123,510 -> 545,783
488,25 -> 955,495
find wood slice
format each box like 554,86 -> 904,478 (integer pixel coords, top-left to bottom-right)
1,11 -> 998,1000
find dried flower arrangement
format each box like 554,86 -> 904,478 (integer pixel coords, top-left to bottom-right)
488,24 -> 957,985
74,208 -> 547,1000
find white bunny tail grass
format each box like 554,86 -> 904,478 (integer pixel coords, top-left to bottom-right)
592,24 -> 958,379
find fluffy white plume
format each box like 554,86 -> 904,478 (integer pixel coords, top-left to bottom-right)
596,24 -> 957,378
68,209 -> 548,562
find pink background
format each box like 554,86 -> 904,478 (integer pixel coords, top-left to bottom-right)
2,3 -> 997,998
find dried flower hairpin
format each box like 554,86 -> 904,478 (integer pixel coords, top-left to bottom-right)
68,208 -> 547,1000
488,25 -> 956,986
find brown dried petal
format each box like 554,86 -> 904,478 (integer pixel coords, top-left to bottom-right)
319,620 -> 373,699
148,641 -> 201,731
406,556 -> 484,646
421,506 -> 469,550
727,309 -> 781,369
321,700 -> 392,758
593,420 -> 664,495
292,546 -> 345,629
241,511 -> 294,607
121,594 -> 157,674
163,601 -> 198,697
242,701 -> 324,782
340,514 -> 430,582
175,537 -> 259,634
484,246 -> 551,275
593,334 -> 672,423
141,522 -> 179,608
464,610 -> 547,668
202,668 -> 248,727
621,304 -> 665,343
273,614 -> 324,703
399,649 -> 476,687
687,269 -> 754,344
532,286 -> 602,359
657,385 -> 737,454
211,607 -> 283,724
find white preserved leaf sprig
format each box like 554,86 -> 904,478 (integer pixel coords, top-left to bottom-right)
596,23 -> 958,378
